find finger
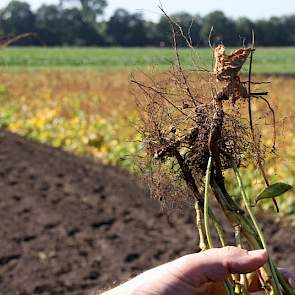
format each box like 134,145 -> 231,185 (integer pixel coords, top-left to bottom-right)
170,246 -> 268,286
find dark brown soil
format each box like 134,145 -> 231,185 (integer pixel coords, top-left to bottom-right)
0,131 -> 294,295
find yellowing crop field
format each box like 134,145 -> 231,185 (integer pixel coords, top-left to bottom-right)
0,70 -> 294,213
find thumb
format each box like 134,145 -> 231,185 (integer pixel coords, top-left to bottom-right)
169,246 -> 268,286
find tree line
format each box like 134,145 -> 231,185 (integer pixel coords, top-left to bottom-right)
0,0 -> 294,47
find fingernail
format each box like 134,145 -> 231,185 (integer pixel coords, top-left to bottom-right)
248,249 -> 268,258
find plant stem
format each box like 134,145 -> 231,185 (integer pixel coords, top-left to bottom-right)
200,157 -> 234,294
195,200 -> 207,251
211,178 -> 274,290
210,210 -> 226,247
234,225 -> 251,295
204,156 -> 213,248
224,280 -> 235,295
234,225 -> 242,293
231,159 -> 282,295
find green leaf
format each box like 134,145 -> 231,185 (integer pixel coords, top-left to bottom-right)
256,182 -> 293,203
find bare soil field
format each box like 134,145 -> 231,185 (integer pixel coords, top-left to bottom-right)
0,130 -> 294,295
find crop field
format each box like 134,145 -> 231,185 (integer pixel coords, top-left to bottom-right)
1,47 -> 295,74
0,48 -> 295,214
1,47 -> 295,295
0,72 -> 294,208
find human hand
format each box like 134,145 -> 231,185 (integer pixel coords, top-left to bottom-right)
102,246 -> 295,295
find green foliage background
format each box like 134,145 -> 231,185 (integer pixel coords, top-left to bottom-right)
1,47 -> 295,74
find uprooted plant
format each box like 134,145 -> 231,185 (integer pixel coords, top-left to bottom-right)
132,11 -> 293,295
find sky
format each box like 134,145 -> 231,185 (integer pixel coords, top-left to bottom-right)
2,0 -> 295,21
